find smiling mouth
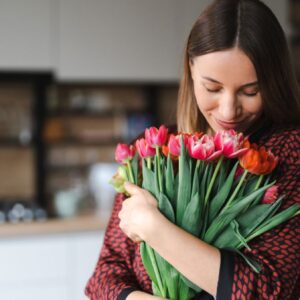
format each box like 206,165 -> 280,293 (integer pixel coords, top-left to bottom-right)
215,118 -> 243,129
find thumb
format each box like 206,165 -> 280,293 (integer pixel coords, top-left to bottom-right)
124,181 -> 141,195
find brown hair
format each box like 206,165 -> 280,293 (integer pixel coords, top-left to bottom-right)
177,0 -> 300,133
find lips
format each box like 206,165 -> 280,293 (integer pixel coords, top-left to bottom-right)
215,118 -> 243,130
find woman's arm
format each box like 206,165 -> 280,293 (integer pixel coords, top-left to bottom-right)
85,193 -> 147,300
120,182 -> 221,297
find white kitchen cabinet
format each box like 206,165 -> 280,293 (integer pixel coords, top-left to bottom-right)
57,0 -> 209,82
0,0 -> 55,70
0,231 -> 104,300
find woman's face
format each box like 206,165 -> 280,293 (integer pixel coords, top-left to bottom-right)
190,48 -> 263,133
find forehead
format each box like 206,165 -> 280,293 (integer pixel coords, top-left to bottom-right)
191,48 -> 258,84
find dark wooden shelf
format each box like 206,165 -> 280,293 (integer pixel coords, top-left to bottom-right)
45,136 -> 126,147
47,108 -> 147,118
0,138 -> 33,148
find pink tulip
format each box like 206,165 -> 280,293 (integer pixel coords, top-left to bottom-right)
262,185 -> 279,204
214,130 -> 248,158
115,143 -> 135,164
188,134 -> 222,161
136,138 -> 156,158
168,134 -> 189,157
145,125 -> 168,148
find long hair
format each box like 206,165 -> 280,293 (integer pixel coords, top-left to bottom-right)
177,0 -> 300,133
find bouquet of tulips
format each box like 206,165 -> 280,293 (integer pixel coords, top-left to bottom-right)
110,125 -> 300,300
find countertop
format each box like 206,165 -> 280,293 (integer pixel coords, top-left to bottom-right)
0,213 -> 110,238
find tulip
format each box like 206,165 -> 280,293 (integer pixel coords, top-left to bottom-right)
169,133 -> 190,156
109,166 -> 129,194
239,143 -> 278,175
188,134 -> 222,161
115,143 -> 135,164
262,185 -> 279,204
136,138 -> 156,158
145,125 -> 168,148
214,130 -> 249,158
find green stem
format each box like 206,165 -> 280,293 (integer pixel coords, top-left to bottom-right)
204,156 -> 224,206
127,161 -> 135,183
147,157 -> 151,169
222,169 -> 248,212
254,174 -> 264,190
155,146 -> 163,193
147,245 -> 166,297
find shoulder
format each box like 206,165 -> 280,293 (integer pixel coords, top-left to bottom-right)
256,125 -> 300,163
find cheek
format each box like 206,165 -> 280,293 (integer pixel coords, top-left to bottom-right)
194,87 -> 217,112
243,96 -> 263,115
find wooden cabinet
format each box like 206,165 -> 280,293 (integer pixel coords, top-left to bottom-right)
0,0 -> 55,70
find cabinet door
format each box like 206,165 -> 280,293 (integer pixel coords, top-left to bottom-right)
0,0 -> 55,70
58,0 -> 183,82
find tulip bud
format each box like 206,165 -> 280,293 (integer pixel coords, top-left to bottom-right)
109,166 -> 129,194
214,130 -> 248,158
115,143 -> 135,164
262,185 -> 279,204
188,134 -> 222,161
136,138 -> 156,158
145,125 -> 168,148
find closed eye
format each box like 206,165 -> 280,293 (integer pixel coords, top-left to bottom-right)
205,87 -> 221,93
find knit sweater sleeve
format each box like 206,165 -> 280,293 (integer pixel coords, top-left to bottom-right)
216,128 -> 300,299
85,193 -> 140,300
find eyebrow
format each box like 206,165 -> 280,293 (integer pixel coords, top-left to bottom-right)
202,76 -> 258,88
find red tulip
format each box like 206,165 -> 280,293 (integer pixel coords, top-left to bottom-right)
115,143 -> 135,164
262,185 -> 279,204
214,130 -> 248,158
167,133 -> 190,157
145,125 -> 168,148
239,143 -> 278,175
136,138 -> 156,158
188,134 -> 222,161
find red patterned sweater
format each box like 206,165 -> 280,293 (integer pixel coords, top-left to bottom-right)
85,126 -> 300,300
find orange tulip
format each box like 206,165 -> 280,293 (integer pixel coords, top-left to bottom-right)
239,143 -> 278,175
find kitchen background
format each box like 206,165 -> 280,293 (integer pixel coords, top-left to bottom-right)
0,1 -> 299,299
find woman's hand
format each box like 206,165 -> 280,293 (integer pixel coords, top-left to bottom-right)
118,181 -> 160,242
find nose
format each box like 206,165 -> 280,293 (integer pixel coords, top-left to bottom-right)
218,92 -> 241,121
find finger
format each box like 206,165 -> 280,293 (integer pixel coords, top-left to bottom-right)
124,181 -> 142,195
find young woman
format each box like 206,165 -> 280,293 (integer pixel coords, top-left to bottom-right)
85,0 -> 300,299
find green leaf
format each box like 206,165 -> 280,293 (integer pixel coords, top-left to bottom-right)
164,264 -> 179,300
165,154 -> 175,205
200,163 -> 211,201
180,273 -> 202,293
152,281 -> 160,297
246,204 -> 300,242
178,276 -> 190,300
181,192 -> 203,236
234,249 -> 262,273
158,192 -> 175,223
213,224 -> 240,249
204,182 -> 274,243
140,242 -> 158,285
142,159 -> 159,199
176,137 -> 192,226
230,220 -> 251,250
131,152 -> 139,184
208,162 -> 239,225
237,197 -> 283,238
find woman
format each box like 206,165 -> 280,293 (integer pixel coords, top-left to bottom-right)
85,0 -> 300,299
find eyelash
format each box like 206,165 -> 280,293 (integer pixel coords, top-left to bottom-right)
205,88 -> 258,97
